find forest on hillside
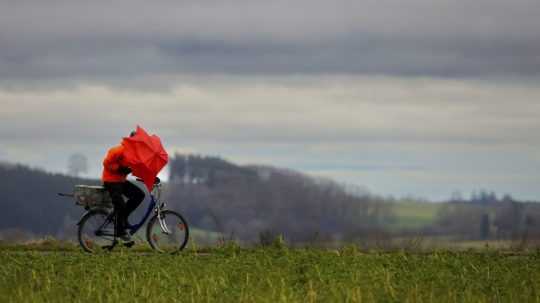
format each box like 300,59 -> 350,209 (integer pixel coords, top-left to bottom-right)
167,154 -> 394,244
165,154 -> 540,246
0,162 -> 100,241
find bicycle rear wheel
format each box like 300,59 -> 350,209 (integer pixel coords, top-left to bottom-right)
146,210 -> 189,253
78,209 -> 115,253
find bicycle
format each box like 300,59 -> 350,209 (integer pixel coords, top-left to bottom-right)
60,178 -> 189,253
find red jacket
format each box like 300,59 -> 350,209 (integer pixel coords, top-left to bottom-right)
102,144 -> 129,183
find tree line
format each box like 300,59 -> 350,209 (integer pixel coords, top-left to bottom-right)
1,156 -> 540,248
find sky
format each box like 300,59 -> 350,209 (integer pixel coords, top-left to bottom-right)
1,0 -> 540,201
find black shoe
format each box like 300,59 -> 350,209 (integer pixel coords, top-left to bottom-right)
118,233 -> 135,247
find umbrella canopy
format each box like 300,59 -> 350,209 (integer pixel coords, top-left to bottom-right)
121,125 -> 168,191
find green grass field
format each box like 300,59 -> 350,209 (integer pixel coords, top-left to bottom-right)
389,201 -> 443,230
1,245 -> 539,302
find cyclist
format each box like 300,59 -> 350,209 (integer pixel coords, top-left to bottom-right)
101,131 -> 145,243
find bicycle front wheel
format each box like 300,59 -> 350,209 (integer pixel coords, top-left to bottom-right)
146,210 -> 189,253
78,209 -> 115,253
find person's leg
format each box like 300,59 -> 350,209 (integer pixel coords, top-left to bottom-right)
103,182 -> 127,236
121,181 -> 145,226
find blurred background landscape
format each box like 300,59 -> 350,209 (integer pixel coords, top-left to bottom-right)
2,154 -> 539,249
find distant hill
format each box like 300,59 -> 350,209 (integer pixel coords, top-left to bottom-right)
165,154 -> 394,244
0,162 -> 99,241
0,158 -> 394,244
2,156 -> 537,247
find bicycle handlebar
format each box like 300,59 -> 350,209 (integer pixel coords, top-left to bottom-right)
135,177 -> 161,185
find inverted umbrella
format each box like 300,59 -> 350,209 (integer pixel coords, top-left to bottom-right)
122,125 -> 168,191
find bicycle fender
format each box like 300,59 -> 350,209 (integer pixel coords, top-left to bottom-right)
76,212 -> 90,226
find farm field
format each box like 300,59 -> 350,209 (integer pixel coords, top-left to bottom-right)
1,246 -> 539,302
388,201 -> 443,230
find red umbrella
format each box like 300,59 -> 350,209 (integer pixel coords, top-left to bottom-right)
121,125 -> 168,191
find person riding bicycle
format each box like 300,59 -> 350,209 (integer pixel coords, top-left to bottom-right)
102,131 -> 145,243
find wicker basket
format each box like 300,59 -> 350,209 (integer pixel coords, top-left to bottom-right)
74,185 -> 113,208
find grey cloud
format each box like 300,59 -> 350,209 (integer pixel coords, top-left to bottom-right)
1,77 -> 539,148
1,0 -> 539,87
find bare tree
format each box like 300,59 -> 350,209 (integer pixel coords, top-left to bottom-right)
67,153 -> 88,177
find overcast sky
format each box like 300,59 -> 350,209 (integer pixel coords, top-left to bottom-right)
1,0 -> 539,201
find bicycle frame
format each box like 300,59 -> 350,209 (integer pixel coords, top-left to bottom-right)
126,192 -> 170,234
80,182 -> 171,237
126,193 -> 158,234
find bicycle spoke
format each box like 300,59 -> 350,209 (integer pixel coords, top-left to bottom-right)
79,210 -> 115,253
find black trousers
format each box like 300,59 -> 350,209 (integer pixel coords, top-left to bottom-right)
103,181 -> 145,235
